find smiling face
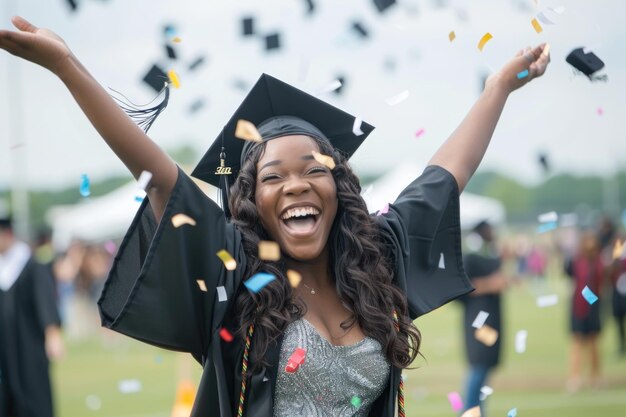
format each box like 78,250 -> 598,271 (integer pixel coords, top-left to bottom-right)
254,135 -> 338,262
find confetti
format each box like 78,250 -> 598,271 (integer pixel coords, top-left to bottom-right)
118,379 -> 142,394
258,240 -> 281,261
479,385 -> 494,401
235,119 -> 263,142
612,240 -> 624,260
168,70 -> 181,88
581,285 -> 598,305
538,211 -> 558,223
536,294 -> 558,307
244,272 -> 276,293
515,330 -> 528,353
597,107 -> 604,116
461,406 -> 481,417
438,253 -> 445,269
195,280 -> 208,292
415,128 -> 425,138
508,407 -> 518,417
219,327 -> 234,342
311,150 -> 336,170
537,221 -> 557,233
447,391 -> 463,412
517,69 -> 529,79
536,11 -> 555,25
472,311 -> 490,329
385,90 -> 409,106
287,269 -> 302,288
477,32 -> 493,51
531,18 -> 543,33
79,174 -> 91,197
548,5 -> 565,14
137,170 -> 153,191
216,286 -> 228,302
474,325 -> 498,346
263,376 -> 270,382
316,79 -> 342,95
171,213 -> 197,228
448,31 -> 456,42
104,240 -> 117,255
216,250 -> 237,271
171,36 -> 182,43
351,396 -> 362,408
353,116 -> 364,136
376,203 -> 390,216
285,347 -> 307,373
85,395 -> 102,411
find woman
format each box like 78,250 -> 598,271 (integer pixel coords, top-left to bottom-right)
0,16 -> 550,416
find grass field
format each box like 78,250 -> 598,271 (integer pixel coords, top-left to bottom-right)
52,273 -> 626,417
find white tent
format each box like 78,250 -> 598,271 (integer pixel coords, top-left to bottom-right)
362,164 -> 506,230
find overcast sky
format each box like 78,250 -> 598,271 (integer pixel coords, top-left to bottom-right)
1,0 -> 625,191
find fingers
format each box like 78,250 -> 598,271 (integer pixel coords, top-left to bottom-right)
12,16 -> 38,33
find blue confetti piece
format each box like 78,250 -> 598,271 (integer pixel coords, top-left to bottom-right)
244,272 -> 276,293
79,174 -> 91,197
517,69 -> 529,79
581,285 -> 598,305
134,195 -> 145,202
508,408 -> 518,417
537,221 -> 557,233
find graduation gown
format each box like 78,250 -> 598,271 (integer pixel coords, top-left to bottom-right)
98,164 -> 472,416
0,257 -> 61,417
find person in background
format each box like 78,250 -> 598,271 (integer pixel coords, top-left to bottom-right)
460,220 -> 509,416
608,233 -> 626,358
0,216 -> 64,417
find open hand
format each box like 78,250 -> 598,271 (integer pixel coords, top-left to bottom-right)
0,16 -> 73,76
488,43 -> 551,93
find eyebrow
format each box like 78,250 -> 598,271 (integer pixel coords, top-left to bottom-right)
259,154 -> 315,171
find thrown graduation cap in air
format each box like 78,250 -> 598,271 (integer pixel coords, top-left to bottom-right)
303,0 -> 316,15
373,0 -> 397,13
264,33 -> 281,51
191,74 -> 375,217
142,64 -> 169,93
242,17 -> 255,36
566,47 -> 607,81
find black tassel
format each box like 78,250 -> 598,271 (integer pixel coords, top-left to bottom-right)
109,83 -> 170,133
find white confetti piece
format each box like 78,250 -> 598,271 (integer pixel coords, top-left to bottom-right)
171,213 -> 197,228
263,376 -> 270,382
118,379 -> 142,394
353,116 -> 364,136
385,90 -> 409,106
137,170 -> 153,191
548,5 -> 565,14
438,253 -> 445,269
536,294 -> 558,307
536,11 -> 555,25
538,211 -> 558,223
479,385 -> 494,401
196,280 -> 207,292
515,330 -> 528,353
472,311 -> 489,329
217,286 -> 227,302
316,79 -> 342,95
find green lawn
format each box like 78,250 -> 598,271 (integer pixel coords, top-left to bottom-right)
53,275 -> 626,417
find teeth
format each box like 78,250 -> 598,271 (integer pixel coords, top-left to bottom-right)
281,206 -> 320,220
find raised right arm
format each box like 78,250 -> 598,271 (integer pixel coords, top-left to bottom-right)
0,16 -> 176,220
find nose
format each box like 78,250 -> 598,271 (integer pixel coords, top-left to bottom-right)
282,175 -> 311,195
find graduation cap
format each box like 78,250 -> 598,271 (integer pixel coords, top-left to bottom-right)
242,17 -> 255,36
165,44 -> 177,60
537,152 -> 550,174
142,64 -> 169,93
566,47 -> 607,81
66,0 -> 78,12
191,74 -> 374,216
264,33 -> 281,51
303,0 -> 316,15
373,0 -> 397,13
351,21 -> 370,38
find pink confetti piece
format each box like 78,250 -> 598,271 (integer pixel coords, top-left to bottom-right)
104,240 -> 117,255
415,128 -> 425,138
448,391 -> 464,412
597,107 -> 604,116
285,347 -> 307,373
376,203 -> 390,216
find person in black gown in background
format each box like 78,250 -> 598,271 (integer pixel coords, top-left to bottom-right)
0,217 -> 64,417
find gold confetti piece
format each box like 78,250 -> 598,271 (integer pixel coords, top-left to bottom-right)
311,150 -> 336,170
531,18 -> 543,33
475,325 -> 498,346
171,36 -> 182,43
477,32 -> 493,51
448,31 -> 456,42
542,43 -> 551,58
258,240 -> 281,261
196,280 -> 207,292
461,406 -> 482,417
613,240 -> 625,260
235,119 -> 263,142
287,270 -> 302,288
168,70 -> 181,88
171,213 -> 196,228
216,250 -> 237,271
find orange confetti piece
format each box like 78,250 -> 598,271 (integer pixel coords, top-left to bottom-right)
613,240 -> 625,260
287,269 -> 302,288
235,119 -> 263,142
258,240 -> 281,261
461,406 -> 482,417
171,36 -> 182,43
311,150 -> 336,170
477,32 -> 493,51
219,328 -> 234,342
171,213 -> 196,228
196,280 -> 207,292
448,31 -> 456,42
531,18 -> 543,33
168,70 -> 181,88
216,250 -> 237,271
475,325 -> 498,346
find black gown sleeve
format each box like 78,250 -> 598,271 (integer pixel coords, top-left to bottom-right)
98,167 -> 245,360
374,165 -> 473,319
32,262 -> 61,330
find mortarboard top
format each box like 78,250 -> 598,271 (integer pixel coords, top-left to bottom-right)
303,0 -> 316,15
191,73 -> 374,190
264,33 -> 281,51
566,48 -> 605,78
165,44 -> 177,60
142,64 -> 169,93
373,0 -> 397,13
242,17 -> 255,36
66,0 -> 78,12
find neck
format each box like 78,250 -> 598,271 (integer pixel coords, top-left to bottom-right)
284,246 -> 333,289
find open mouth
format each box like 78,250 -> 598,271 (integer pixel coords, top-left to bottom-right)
280,206 -> 321,236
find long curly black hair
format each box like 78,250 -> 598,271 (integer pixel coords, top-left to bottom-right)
229,136 -> 421,371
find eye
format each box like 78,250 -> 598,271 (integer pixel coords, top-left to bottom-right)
260,173 -> 281,182
306,166 -> 328,175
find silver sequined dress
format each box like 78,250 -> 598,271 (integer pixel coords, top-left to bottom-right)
273,318 -> 390,417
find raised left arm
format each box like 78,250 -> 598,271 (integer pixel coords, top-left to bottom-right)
428,43 -> 551,192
